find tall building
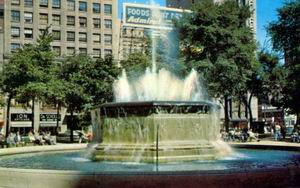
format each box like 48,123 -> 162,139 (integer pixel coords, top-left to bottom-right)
0,0 -> 119,135
0,0 -> 118,63
166,0 -> 256,35
118,26 -> 149,61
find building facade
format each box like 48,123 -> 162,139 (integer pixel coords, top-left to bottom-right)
118,26 -> 149,61
0,0 -> 119,135
0,0 -> 118,63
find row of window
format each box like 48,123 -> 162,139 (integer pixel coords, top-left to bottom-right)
11,27 -> 112,44
11,42 -> 112,57
11,0 -> 112,14
11,11 -> 112,29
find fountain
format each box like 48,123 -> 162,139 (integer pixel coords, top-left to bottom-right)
0,3 -> 299,188
91,13 -> 231,162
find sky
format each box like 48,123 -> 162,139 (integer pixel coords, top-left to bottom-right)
118,0 -> 285,47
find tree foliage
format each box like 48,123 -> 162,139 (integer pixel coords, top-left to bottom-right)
176,0 -> 257,130
268,0 -> 300,124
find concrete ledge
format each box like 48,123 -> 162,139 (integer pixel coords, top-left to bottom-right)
0,143 -> 299,188
0,143 -> 88,156
229,141 -> 300,151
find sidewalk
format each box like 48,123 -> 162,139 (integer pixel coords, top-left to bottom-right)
229,140 -> 300,151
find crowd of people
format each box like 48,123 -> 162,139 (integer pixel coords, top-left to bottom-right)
220,128 -> 260,142
0,130 -> 56,148
221,124 -> 300,143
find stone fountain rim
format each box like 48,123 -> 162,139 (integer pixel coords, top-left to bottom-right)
96,100 -> 219,109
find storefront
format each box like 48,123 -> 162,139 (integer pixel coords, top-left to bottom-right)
10,113 -> 32,134
9,112 -> 62,135
40,113 -> 61,134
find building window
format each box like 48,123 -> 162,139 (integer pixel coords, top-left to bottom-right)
11,27 -> 20,38
24,12 -> 33,23
79,17 -> 87,27
11,11 -> 20,22
79,48 -> 87,54
24,0 -> 33,7
53,46 -> 61,56
11,0 -> 20,5
79,2 -> 87,11
52,14 -> 60,25
104,19 -> 112,29
93,18 -> 101,28
79,32 -> 87,42
93,3 -> 101,13
40,13 -> 48,25
93,33 -> 101,43
67,0 -> 75,11
104,4 -> 112,15
67,16 -> 75,26
93,49 -> 101,58
52,30 -> 60,40
52,0 -> 61,8
67,47 -> 75,55
24,28 -> 33,39
40,0 -> 48,7
67,31 -> 75,41
104,34 -> 112,44
11,43 -> 21,52
104,49 -> 112,56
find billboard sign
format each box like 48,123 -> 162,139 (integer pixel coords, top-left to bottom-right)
11,113 -> 32,122
123,3 -> 187,29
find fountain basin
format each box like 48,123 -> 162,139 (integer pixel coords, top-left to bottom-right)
0,145 -> 299,188
91,101 -> 225,163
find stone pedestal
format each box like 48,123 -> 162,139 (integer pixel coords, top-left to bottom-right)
92,101 -> 223,163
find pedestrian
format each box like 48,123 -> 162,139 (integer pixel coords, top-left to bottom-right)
274,123 -> 281,141
14,131 -> 24,146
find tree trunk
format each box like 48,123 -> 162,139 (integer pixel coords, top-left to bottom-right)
243,96 -> 248,119
296,112 -> 300,126
70,110 -> 74,142
238,101 -> 241,118
31,97 -> 35,131
229,98 -> 233,118
56,102 -> 60,135
224,95 -> 230,132
247,93 -> 254,129
5,95 -> 12,137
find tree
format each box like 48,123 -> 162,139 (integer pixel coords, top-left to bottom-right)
0,46 -> 36,136
176,0 -> 257,131
268,0 -> 300,124
60,54 -> 120,141
60,54 -> 91,142
84,55 -> 120,105
15,29 -> 55,129
120,52 -> 151,78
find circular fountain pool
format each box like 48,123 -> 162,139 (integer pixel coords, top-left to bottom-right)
0,146 -> 299,188
0,148 -> 299,172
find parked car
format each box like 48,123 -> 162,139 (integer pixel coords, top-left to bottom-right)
56,130 -> 87,143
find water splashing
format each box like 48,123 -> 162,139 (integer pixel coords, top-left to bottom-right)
114,68 -> 204,102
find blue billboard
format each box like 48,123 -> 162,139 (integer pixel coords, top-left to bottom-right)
123,3 -> 185,29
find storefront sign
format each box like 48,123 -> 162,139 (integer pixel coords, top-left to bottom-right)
123,3 -> 185,29
11,113 -> 32,121
40,114 -> 61,122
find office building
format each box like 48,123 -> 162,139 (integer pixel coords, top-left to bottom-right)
0,0 -> 118,63
0,0 -> 119,135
